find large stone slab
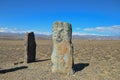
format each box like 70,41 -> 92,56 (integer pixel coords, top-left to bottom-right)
51,22 -> 74,75
24,32 -> 36,63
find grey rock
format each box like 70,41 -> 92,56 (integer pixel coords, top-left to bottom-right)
24,32 -> 36,63
51,22 -> 74,75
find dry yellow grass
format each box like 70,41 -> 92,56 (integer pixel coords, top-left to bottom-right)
0,39 -> 120,80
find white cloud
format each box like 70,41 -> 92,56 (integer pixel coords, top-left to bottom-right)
0,27 -> 26,33
0,27 -> 51,35
76,27 -> 80,30
84,25 -> 120,33
0,27 -> 9,32
31,30 -> 50,35
74,25 -> 120,36
1,25 -> 120,36
72,32 -> 99,36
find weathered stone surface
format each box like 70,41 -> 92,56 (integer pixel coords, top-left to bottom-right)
24,32 -> 36,63
51,22 -> 74,75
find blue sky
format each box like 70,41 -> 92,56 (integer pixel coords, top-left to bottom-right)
0,0 -> 120,36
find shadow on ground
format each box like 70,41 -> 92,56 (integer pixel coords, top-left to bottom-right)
0,66 -> 28,74
26,59 -> 51,63
74,63 -> 89,72
35,59 -> 51,62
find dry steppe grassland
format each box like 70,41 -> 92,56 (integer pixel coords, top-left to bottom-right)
0,39 -> 120,80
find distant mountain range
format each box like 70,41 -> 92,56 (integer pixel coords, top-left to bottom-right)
0,32 -> 120,40
72,35 -> 120,40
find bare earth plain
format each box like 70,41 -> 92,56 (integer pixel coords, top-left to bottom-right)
0,39 -> 120,80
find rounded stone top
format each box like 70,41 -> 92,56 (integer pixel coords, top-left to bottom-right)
26,32 -> 34,34
53,21 -> 72,30
54,21 -> 71,25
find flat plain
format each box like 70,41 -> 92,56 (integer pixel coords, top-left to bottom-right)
0,39 -> 120,80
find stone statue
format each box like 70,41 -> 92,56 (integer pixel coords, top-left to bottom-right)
24,32 -> 36,63
51,22 -> 74,75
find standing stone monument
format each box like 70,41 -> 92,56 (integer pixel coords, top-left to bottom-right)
24,32 -> 36,63
51,22 -> 74,75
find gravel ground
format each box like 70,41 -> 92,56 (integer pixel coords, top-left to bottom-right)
0,39 -> 120,80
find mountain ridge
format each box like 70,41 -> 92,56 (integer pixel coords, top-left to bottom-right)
0,32 -> 120,40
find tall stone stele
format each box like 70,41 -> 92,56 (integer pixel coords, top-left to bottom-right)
24,32 -> 36,63
51,22 -> 74,75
